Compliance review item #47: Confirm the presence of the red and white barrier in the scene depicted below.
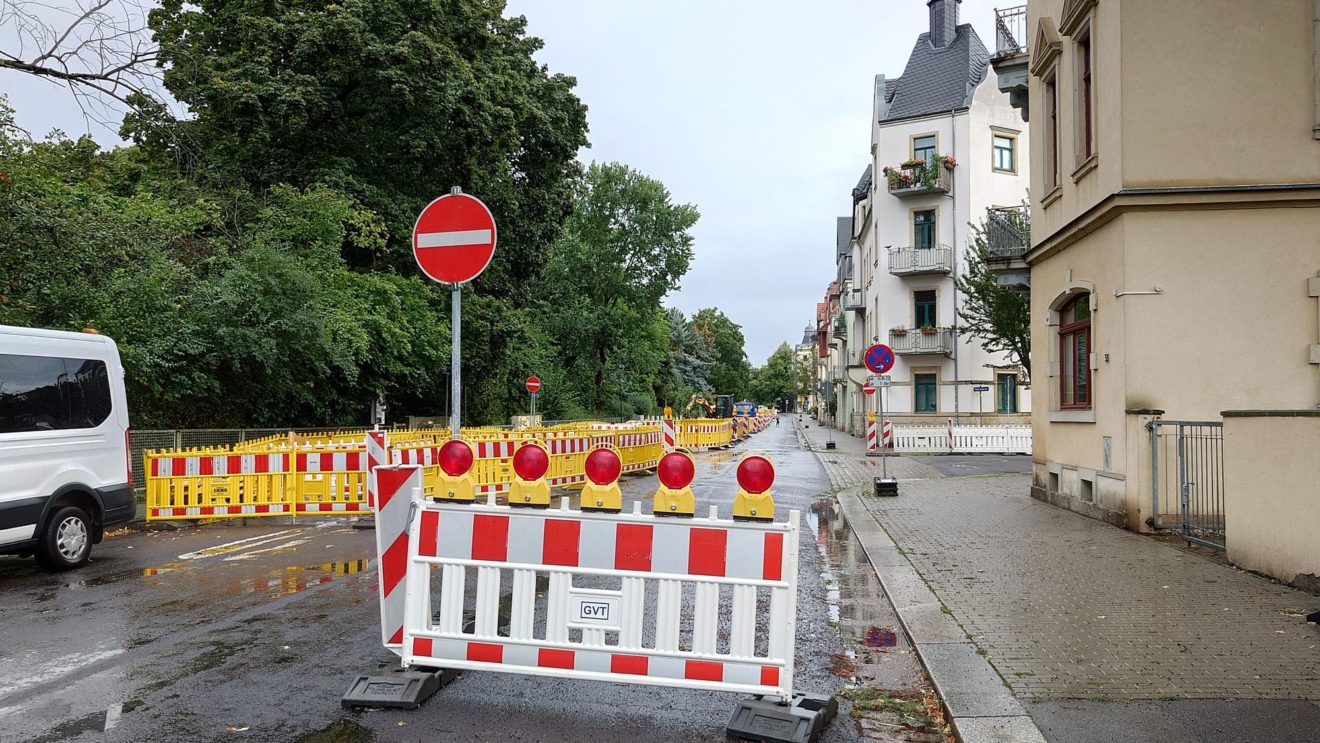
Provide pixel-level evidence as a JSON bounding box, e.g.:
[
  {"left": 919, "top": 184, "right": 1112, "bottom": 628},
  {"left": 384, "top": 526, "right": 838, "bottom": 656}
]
[
  {"left": 366, "top": 430, "right": 387, "bottom": 509},
  {"left": 398, "top": 500, "right": 801, "bottom": 697},
  {"left": 866, "top": 417, "right": 877, "bottom": 451},
  {"left": 882, "top": 419, "right": 893, "bottom": 449},
  {"left": 662, "top": 419, "right": 676, "bottom": 451},
  {"left": 373, "top": 463, "right": 423, "bottom": 654}
]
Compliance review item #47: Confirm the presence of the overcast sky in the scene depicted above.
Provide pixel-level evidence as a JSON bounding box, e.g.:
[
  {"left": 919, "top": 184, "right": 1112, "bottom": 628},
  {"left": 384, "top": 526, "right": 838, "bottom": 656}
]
[
  {"left": 3, "top": 0, "right": 1007, "bottom": 365},
  {"left": 505, "top": 0, "right": 1005, "bottom": 364}
]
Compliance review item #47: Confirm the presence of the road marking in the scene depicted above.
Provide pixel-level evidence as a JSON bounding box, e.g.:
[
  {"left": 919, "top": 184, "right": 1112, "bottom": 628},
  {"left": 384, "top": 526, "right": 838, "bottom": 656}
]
[
  {"left": 221, "top": 539, "right": 311, "bottom": 561},
  {"left": 0, "top": 647, "right": 125, "bottom": 698},
  {"left": 178, "top": 531, "right": 295, "bottom": 560},
  {"left": 416, "top": 229, "right": 492, "bottom": 248}
]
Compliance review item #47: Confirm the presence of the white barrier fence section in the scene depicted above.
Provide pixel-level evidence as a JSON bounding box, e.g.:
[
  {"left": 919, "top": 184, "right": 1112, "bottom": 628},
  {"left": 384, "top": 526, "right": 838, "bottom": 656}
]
[
  {"left": 889, "top": 424, "right": 1032, "bottom": 454},
  {"left": 400, "top": 499, "right": 801, "bottom": 697}
]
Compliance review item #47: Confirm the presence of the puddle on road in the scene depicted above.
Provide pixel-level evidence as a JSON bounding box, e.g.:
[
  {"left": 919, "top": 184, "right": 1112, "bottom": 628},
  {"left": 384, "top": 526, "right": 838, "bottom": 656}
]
[
  {"left": 142, "top": 559, "right": 372, "bottom": 597},
  {"left": 811, "top": 497, "right": 918, "bottom": 662}
]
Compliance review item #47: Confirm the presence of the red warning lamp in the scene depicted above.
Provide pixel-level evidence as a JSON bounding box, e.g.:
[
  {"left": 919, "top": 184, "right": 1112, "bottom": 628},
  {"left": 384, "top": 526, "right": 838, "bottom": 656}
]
[
  {"left": 736, "top": 455, "right": 775, "bottom": 495},
  {"left": 584, "top": 448, "right": 622, "bottom": 486},
  {"left": 513, "top": 443, "right": 550, "bottom": 481},
  {"left": 438, "top": 440, "right": 474, "bottom": 477},
  {"left": 656, "top": 451, "right": 695, "bottom": 490}
]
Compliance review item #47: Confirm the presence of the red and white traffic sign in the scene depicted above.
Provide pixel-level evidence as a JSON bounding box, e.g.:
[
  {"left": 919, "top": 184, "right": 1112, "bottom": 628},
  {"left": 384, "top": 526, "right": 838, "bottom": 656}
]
[
  {"left": 412, "top": 193, "right": 497, "bottom": 284},
  {"left": 525, "top": 376, "right": 541, "bottom": 394},
  {"left": 863, "top": 382, "right": 875, "bottom": 396}
]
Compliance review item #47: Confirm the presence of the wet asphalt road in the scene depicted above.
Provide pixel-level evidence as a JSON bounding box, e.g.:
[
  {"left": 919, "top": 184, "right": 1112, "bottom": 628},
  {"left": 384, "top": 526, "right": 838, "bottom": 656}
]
[{"left": 0, "top": 423, "right": 862, "bottom": 743}]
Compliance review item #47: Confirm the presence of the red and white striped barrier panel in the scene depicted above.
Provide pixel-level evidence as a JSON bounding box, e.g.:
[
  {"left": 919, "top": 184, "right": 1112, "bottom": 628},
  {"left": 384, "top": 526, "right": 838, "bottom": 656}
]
[
  {"left": 373, "top": 463, "right": 423, "bottom": 654},
  {"left": 947, "top": 418, "right": 954, "bottom": 453},
  {"left": 150, "top": 504, "right": 292, "bottom": 518},
  {"left": 366, "top": 430, "right": 387, "bottom": 509},
  {"left": 150, "top": 453, "right": 292, "bottom": 477},
  {"left": 662, "top": 419, "right": 676, "bottom": 451},
  {"left": 397, "top": 500, "right": 801, "bottom": 697},
  {"left": 882, "top": 419, "right": 893, "bottom": 449},
  {"left": 866, "top": 417, "right": 877, "bottom": 451}
]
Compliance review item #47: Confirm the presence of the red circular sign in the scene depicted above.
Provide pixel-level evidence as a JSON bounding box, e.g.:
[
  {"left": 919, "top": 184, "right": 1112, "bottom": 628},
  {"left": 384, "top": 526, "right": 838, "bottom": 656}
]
[
  {"left": 411, "top": 193, "right": 497, "bottom": 285},
  {"left": 863, "top": 343, "right": 895, "bottom": 374},
  {"left": 526, "top": 376, "right": 541, "bottom": 394},
  {"left": 863, "top": 383, "right": 876, "bottom": 396}
]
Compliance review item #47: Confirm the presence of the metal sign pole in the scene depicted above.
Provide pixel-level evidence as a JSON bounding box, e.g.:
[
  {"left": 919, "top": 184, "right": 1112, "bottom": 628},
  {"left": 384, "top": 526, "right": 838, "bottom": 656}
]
[
  {"left": 879, "top": 380, "right": 888, "bottom": 480},
  {"left": 451, "top": 282, "right": 461, "bottom": 436}
]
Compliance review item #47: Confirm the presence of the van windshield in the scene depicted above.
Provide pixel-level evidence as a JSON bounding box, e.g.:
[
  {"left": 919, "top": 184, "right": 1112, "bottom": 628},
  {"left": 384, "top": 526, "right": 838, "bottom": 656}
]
[{"left": 0, "top": 354, "right": 113, "bottom": 433}]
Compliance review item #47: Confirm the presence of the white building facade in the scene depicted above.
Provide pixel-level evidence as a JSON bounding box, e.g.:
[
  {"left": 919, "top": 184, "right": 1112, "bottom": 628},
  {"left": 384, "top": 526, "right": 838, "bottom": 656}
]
[{"left": 854, "top": 0, "right": 1032, "bottom": 424}]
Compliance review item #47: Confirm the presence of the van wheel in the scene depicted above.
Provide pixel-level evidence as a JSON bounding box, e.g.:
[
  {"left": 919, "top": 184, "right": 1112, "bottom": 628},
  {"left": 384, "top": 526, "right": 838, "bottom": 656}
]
[{"left": 35, "top": 507, "right": 93, "bottom": 571}]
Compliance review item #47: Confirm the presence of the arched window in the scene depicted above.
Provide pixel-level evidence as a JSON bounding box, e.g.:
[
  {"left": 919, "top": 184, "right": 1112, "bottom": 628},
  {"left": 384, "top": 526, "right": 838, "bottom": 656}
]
[{"left": 1059, "top": 294, "right": 1091, "bottom": 408}]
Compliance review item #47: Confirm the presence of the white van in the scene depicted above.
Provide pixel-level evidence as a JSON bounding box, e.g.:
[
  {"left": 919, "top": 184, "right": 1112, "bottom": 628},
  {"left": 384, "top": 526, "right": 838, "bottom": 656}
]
[{"left": 0, "top": 325, "right": 134, "bottom": 570}]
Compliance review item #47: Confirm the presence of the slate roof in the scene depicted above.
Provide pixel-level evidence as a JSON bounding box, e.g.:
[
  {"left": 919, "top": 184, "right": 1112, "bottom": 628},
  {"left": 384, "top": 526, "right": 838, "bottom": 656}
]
[
  {"left": 883, "top": 24, "right": 989, "bottom": 122},
  {"left": 851, "top": 165, "right": 872, "bottom": 203},
  {"left": 836, "top": 217, "right": 853, "bottom": 257}
]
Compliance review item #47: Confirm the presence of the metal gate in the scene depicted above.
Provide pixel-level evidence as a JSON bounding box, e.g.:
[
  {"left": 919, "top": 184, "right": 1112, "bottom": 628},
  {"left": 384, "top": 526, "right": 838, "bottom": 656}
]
[{"left": 1149, "top": 420, "right": 1225, "bottom": 550}]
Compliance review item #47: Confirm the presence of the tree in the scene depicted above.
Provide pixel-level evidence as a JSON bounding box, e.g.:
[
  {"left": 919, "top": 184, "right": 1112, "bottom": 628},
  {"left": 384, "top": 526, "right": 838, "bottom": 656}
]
[
  {"left": 654, "top": 307, "right": 715, "bottom": 409},
  {"left": 691, "top": 308, "right": 751, "bottom": 399},
  {"left": 140, "top": 0, "right": 589, "bottom": 298},
  {"left": 0, "top": 0, "right": 161, "bottom": 130},
  {"left": 538, "top": 162, "right": 699, "bottom": 414},
  {"left": 750, "top": 343, "right": 798, "bottom": 407},
  {"left": 956, "top": 210, "right": 1031, "bottom": 381}
]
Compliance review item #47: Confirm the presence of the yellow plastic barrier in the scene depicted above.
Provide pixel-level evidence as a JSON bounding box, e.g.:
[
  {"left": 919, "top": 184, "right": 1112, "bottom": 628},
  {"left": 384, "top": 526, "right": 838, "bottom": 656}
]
[{"left": 145, "top": 422, "right": 674, "bottom": 521}]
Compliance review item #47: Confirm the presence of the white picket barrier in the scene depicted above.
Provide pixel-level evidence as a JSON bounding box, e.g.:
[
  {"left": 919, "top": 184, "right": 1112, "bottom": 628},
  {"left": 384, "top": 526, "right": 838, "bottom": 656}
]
[
  {"left": 890, "top": 424, "right": 1032, "bottom": 454},
  {"left": 399, "top": 499, "right": 802, "bottom": 697}
]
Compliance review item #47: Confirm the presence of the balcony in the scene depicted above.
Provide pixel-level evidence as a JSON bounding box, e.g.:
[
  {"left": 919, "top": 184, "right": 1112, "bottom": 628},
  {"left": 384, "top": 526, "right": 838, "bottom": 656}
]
[
  {"left": 992, "top": 6, "right": 1030, "bottom": 120},
  {"left": 983, "top": 205, "right": 1030, "bottom": 291},
  {"left": 884, "top": 158, "right": 953, "bottom": 198},
  {"left": 831, "top": 312, "right": 847, "bottom": 340},
  {"left": 829, "top": 365, "right": 846, "bottom": 383},
  {"left": 844, "top": 287, "right": 866, "bottom": 312},
  {"left": 889, "top": 245, "right": 954, "bottom": 276},
  {"left": 889, "top": 327, "right": 954, "bottom": 356}
]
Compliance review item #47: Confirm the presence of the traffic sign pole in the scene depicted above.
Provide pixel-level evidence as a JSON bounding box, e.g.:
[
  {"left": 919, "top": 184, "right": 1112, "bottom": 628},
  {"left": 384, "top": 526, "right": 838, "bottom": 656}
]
[{"left": 411, "top": 185, "right": 498, "bottom": 437}]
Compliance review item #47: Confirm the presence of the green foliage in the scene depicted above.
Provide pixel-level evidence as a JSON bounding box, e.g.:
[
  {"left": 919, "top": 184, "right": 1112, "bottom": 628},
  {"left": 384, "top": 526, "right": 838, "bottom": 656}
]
[
  {"left": 955, "top": 214, "right": 1031, "bottom": 381},
  {"left": 538, "top": 162, "right": 698, "bottom": 415},
  {"left": 750, "top": 343, "right": 798, "bottom": 408},
  {"left": 691, "top": 307, "right": 752, "bottom": 399}
]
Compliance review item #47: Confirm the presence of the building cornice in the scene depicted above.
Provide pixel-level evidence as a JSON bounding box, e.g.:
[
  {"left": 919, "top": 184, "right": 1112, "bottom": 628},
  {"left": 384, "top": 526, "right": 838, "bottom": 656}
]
[
  {"left": 1025, "top": 183, "right": 1320, "bottom": 264},
  {"left": 877, "top": 108, "right": 970, "bottom": 129}
]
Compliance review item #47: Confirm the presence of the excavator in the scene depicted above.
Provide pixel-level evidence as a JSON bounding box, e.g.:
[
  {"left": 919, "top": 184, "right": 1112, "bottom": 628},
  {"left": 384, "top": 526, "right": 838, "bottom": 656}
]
[{"left": 681, "top": 393, "right": 735, "bottom": 419}]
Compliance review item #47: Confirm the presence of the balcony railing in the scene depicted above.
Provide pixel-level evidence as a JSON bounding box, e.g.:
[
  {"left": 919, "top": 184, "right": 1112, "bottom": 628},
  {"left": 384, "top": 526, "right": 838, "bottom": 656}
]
[
  {"left": 889, "top": 245, "right": 954, "bottom": 276},
  {"left": 829, "top": 365, "right": 846, "bottom": 383},
  {"left": 832, "top": 312, "right": 847, "bottom": 340},
  {"left": 994, "top": 6, "right": 1028, "bottom": 59},
  {"left": 844, "top": 287, "right": 866, "bottom": 312},
  {"left": 884, "top": 159, "right": 953, "bottom": 197},
  {"left": 889, "top": 327, "right": 954, "bottom": 356},
  {"left": 984, "top": 205, "right": 1030, "bottom": 260}
]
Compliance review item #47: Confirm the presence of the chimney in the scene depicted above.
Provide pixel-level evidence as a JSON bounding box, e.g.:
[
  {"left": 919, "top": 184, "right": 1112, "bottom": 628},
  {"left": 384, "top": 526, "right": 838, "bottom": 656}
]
[{"left": 928, "top": 0, "right": 960, "bottom": 47}]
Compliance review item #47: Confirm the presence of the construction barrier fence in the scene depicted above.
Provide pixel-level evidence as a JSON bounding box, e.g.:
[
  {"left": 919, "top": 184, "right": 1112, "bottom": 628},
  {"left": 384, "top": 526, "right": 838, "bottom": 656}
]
[{"left": 143, "top": 416, "right": 775, "bottom": 521}]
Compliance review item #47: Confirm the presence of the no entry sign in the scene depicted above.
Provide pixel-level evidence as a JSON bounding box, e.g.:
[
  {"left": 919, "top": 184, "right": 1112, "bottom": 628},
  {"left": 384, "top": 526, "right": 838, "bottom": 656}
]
[
  {"left": 412, "top": 193, "right": 497, "bottom": 285},
  {"left": 863, "top": 383, "right": 875, "bottom": 396},
  {"left": 526, "top": 376, "right": 541, "bottom": 394}
]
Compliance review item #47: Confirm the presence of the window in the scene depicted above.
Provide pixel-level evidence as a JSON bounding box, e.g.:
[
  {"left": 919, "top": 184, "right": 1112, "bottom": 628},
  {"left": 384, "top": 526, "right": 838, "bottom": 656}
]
[
  {"left": 914, "top": 290, "right": 937, "bottom": 328},
  {"left": 1077, "top": 33, "right": 1094, "bottom": 161},
  {"left": 913, "top": 209, "right": 936, "bottom": 249},
  {"left": 0, "top": 354, "right": 112, "bottom": 433},
  {"left": 993, "top": 134, "right": 1016, "bottom": 172},
  {"left": 996, "top": 374, "right": 1018, "bottom": 413},
  {"left": 914, "top": 374, "right": 937, "bottom": 413},
  {"left": 912, "top": 135, "right": 936, "bottom": 163},
  {"left": 1059, "top": 295, "right": 1092, "bottom": 408},
  {"left": 1044, "top": 76, "right": 1059, "bottom": 188}
]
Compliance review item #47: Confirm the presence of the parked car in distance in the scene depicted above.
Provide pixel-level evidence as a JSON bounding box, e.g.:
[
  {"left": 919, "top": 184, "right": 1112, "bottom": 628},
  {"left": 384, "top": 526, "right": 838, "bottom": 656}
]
[{"left": 0, "top": 325, "right": 134, "bottom": 570}]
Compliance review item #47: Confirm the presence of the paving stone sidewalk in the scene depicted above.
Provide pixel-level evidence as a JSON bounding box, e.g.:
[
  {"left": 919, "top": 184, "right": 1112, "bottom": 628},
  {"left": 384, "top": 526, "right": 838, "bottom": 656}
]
[{"left": 798, "top": 419, "right": 1320, "bottom": 704}]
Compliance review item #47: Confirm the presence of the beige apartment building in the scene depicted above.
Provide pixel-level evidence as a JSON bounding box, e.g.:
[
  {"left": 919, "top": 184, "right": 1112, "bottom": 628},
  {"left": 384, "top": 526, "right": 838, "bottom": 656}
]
[{"left": 992, "top": 0, "right": 1320, "bottom": 585}]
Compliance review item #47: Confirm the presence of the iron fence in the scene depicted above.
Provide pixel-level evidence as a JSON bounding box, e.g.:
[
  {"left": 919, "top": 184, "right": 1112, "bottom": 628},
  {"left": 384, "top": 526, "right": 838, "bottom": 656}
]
[
  {"left": 994, "top": 6, "right": 1029, "bottom": 58},
  {"left": 1149, "top": 420, "right": 1225, "bottom": 550},
  {"left": 985, "top": 205, "right": 1030, "bottom": 259}
]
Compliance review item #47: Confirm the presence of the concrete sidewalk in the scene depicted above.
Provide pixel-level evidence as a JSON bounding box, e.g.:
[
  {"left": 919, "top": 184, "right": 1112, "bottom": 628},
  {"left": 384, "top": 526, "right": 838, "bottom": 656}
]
[{"left": 797, "top": 416, "right": 1320, "bottom": 743}]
